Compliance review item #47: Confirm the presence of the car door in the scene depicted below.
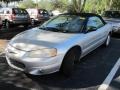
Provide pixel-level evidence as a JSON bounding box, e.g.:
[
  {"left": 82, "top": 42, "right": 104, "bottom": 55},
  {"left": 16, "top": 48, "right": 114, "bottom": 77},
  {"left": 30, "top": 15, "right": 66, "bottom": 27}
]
[{"left": 82, "top": 16, "right": 107, "bottom": 56}]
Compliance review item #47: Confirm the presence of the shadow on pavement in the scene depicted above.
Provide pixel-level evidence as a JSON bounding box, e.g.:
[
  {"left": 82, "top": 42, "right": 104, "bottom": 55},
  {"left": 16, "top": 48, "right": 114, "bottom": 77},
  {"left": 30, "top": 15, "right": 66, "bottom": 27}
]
[
  {"left": 112, "top": 33, "right": 120, "bottom": 39},
  {"left": 0, "top": 82, "right": 28, "bottom": 90}
]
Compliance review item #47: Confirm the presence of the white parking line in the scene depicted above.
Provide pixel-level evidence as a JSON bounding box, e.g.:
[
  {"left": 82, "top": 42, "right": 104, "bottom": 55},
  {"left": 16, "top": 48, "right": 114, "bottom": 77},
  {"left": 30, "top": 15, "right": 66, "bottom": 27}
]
[{"left": 98, "top": 58, "right": 120, "bottom": 90}]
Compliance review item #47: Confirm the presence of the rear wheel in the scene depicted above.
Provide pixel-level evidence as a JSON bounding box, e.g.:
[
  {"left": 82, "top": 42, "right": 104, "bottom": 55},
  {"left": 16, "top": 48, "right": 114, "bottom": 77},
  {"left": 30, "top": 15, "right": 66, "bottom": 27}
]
[
  {"left": 23, "top": 24, "right": 29, "bottom": 29},
  {"left": 31, "top": 19, "right": 35, "bottom": 26},
  {"left": 60, "top": 48, "right": 80, "bottom": 76},
  {"left": 5, "top": 20, "right": 10, "bottom": 29},
  {"left": 104, "top": 34, "right": 111, "bottom": 47}
]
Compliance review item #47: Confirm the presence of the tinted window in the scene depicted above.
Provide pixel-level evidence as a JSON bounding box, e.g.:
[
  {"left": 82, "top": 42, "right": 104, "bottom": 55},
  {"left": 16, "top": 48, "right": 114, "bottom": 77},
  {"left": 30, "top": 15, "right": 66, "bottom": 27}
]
[
  {"left": 43, "top": 10, "right": 48, "bottom": 14},
  {"left": 39, "top": 9, "right": 43, "bottom": 14},
  {"left": 13, "top": 8, "right": 20, "bottom": 14},
  {"left": 13, "top": 8, "right": 27, "bottom": 14},
  {"left": 39, "top": 9, "right": 48, "bottom": 15},
  {"left": 87, "top": 16, "right": 104, "bottom": 32},
  {"left": 20, "top": 9, "right": 28, "bottom": 14}
]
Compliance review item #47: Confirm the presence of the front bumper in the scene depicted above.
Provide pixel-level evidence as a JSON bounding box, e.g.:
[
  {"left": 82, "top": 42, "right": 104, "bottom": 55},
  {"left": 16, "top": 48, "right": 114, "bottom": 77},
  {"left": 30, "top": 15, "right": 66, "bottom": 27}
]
[{"left": 5, "top": 48, "right": 63, "bottom": 75}]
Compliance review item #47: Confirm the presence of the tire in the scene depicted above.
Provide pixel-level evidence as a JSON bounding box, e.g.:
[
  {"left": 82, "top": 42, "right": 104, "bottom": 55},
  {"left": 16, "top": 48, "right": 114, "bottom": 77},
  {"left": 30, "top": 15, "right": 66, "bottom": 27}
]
[
  {"left": 103, "top": 34, "right": 111, "bottom": 47},
  {"left": 23, "top": 24, "right": 29, "bottom": 29},
  {"left": 31, "top": 19, "right": 35, "bottom": 26},
  {"left": 60, "top": 48, "right": 80, "bottom": 76},
  {"left": 5, "top": 20, "right": 10, "bottom": 29}
]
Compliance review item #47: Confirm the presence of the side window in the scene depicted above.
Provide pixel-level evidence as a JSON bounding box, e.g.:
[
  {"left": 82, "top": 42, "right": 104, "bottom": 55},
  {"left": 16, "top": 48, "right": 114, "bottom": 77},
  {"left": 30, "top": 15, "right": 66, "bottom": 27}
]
[
  {"left": 44, "top": 10, "right": 48, "bottom": 14},
  {"left": 21, "top": 9, "right": 28, "bottom": 14},
  {"left": 42, "top": 10, "right": 48, "bottom": 15},
  {"left": 39, "top": 10, "right": 43, "bottom": 14},
  {"left": 13, "top": 8, "right": 20, "bottom": 14},
  {"left": 86, "top": 16, "right": 104, "bottom": 32}
]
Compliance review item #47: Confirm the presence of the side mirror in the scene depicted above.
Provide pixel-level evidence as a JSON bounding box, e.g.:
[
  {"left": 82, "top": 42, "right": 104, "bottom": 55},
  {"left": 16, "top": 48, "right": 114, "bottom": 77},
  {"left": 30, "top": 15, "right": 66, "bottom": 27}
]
[{"left": 87, "top": 26, "right": 97, "bottom": 32}]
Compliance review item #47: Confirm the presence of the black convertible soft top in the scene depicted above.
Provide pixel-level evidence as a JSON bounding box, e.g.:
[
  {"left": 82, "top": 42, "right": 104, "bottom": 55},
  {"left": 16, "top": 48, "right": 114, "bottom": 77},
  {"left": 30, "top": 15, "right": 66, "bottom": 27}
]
[{"left": 61, "top": 13, "right": 99, "bottom": 17}]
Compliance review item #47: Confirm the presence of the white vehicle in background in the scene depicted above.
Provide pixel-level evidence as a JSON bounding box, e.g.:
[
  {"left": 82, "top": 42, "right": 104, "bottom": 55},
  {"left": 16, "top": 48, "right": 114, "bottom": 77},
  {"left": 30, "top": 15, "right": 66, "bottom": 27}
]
[
  {"left": 26, "top": 8, "right": 50, "bottom": 25},
  {"left": 103, "top": 10, "right": 120, "bottom": 34},
  {"left": 52, "top": 10, "right": 62, "bottom": 16}
]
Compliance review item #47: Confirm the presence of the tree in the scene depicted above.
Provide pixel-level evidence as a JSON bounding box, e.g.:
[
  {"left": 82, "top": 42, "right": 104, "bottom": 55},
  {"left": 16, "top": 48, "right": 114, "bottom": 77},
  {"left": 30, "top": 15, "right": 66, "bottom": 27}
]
[
  {"left": 81, "top": 0, "right": 86, "bottom": 12},
  {"left": 50, "top": 0, "right": 69, "bottom": 12},
  {"left": 18, "top": 0, "right": 36, "bottom": 9},
  {"left": 71, "top": 0, "right": 87, "bottom": 13},
  {"left": 110, "top": 0, "right": 120, "bottom": 10},
  {"left": 84, "top": 0, "right": 111, "bottom": 14},
  {"left": 37, "top": 0, "right": 53, "bottom": 11},
  {"left": 0, "top": 0, "right": 22, "bottom": 7}
]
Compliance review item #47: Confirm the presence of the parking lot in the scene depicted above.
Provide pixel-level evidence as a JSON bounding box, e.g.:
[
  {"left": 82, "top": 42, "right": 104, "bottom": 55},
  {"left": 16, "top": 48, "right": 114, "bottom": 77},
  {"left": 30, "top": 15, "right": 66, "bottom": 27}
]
[{"left": 0, "top": 26, "right": 120, "bottom": 90}]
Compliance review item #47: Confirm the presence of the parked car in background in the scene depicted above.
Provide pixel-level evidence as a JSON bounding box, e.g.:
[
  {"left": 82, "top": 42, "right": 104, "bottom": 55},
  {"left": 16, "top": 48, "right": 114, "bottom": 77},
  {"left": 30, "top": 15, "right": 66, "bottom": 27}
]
[
  {"left": 103, "top": 10, "right": 120, "bottom": 34},
  {"left": 26, "top": 8, "right": 50, "bottom": 25},
  {"left": 0, "top": 7, "right": 31, "bottom": 28},
  {"left": 5, "top": 13, "right": 112, "bottom": 76}
]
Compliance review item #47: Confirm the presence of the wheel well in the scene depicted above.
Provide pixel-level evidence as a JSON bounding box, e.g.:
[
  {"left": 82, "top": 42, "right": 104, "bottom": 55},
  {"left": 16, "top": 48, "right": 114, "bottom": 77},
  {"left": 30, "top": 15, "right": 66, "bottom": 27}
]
[
  {"left": 68, "top": 46, "right": 82, "bottom": 53},
  {"left": 60, "top": 45, "right": 82, "bottom": 71},
  {"left": 62, "top": 45, "right": 82, "bottom": 62},
  {"left": 109, "top": 31, "right": 112, "bottom": 35}
]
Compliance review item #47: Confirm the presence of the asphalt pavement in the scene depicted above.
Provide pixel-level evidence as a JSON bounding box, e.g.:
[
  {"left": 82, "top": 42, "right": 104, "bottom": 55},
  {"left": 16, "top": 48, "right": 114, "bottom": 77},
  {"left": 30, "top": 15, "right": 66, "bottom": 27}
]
[{"left": 0, "top": 27, "right": 120, "bottom": 90}]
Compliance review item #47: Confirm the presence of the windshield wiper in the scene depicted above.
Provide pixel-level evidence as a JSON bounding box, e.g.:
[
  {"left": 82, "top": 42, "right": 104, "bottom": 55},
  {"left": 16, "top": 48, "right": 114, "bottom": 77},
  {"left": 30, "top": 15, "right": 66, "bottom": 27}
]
[
  {"left": 39, "top": 26, "right": 75, "bottom": 33},
  {"left": 39, "top": 27, "right": 47, "bottom": 30},
  {"left": 39, "top": 27, "right": 61, "bottom": 32}
]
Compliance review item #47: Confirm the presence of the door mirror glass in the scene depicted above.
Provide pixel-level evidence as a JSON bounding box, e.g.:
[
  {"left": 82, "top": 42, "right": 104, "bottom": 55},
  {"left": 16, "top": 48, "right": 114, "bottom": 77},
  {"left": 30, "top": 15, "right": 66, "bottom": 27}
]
[{"left": 87, "top": 26, "right": 97, "bottom": 32}]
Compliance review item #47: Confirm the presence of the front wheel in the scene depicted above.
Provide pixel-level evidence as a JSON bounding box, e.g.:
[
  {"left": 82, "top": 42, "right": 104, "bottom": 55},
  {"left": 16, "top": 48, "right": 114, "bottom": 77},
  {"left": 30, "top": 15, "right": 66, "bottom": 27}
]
[
  {"left": 60, "top": 49, "right": 80, "bottom": 76},
  {"left": 31, "top": 19, "right": 35, "bottom": 26},
  {"left": 23, "top": 24, "right": 29, "bottom": 29},
  {"left": 103, "top": 34, "right": 111, "bottom": 47},
  {"left": 5, "top": 20, "right": 10, "bottom": 29}
]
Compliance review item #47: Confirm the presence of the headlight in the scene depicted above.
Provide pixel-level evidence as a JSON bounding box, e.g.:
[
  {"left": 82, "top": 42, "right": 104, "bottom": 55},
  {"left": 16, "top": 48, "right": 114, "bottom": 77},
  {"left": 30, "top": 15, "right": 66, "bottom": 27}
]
[{"left": 27, "top": 48, "right": 57, "bottom": 58}]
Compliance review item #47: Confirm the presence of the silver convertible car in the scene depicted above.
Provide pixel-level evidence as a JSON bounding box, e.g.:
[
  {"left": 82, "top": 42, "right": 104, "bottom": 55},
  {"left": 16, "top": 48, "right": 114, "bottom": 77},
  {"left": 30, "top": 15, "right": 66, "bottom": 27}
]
[{"left": 5, "top": 13, "right": 112, "bottom": 76}]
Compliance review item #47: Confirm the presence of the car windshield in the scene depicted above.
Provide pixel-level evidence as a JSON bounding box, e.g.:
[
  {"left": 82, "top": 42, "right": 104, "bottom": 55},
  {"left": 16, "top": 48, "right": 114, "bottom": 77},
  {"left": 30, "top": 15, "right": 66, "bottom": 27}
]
[
  {"left": 103, "top": 11, "right": 120, "bottom": 18},
  {"left": 39, "top": 15, "right": 85, "bottom": 33}
]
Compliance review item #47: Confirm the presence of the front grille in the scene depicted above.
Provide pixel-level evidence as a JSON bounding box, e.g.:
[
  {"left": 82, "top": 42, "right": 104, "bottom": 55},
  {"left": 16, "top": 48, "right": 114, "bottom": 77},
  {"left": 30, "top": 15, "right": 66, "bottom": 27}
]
[{"left": 10, "top": 59, "right": 25, "bottom": 70}]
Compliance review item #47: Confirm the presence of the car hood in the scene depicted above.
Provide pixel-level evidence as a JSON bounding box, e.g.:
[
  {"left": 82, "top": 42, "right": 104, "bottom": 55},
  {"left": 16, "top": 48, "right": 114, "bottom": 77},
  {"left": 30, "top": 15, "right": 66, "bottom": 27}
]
[{"left": 9, "top": 27, "right": 76, "bottom": 51}]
